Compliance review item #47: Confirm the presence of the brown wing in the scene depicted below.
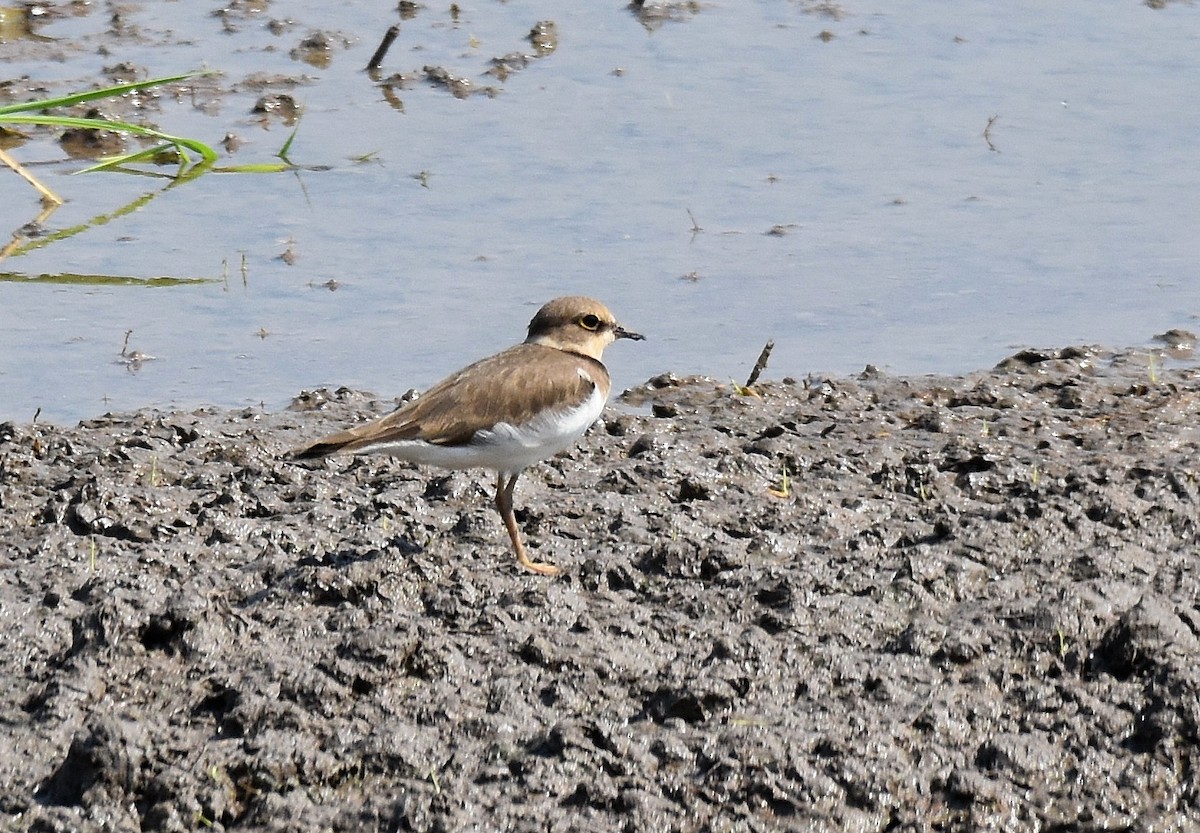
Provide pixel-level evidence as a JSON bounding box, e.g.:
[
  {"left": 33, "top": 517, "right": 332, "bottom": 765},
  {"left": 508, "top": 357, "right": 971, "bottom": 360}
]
[{"left": 292, "top": 344, "right": 607, "bottom": 458}]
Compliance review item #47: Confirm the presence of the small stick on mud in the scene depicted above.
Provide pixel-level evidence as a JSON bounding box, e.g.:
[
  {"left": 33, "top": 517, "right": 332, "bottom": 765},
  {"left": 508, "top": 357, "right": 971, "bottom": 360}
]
[
  {"left": 366, "top": 24, "right": 400, "bottom": 71},
  {"left": 983, "top": 114, "right": 1000, "bottom": 153},
  {"left": 745, "top": 339, "right": 774, "bottom": 388}
]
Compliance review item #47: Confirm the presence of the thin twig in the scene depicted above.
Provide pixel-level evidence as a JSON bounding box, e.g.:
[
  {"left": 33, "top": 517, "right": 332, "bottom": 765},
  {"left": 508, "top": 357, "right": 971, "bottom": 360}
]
[
  {"left": 983, "top": 114, "right": 1000, "bottom": 153},
  {"left": 0, "top": 147, "right": 63, "bottom": 206},
  {"left": 0, "top": 201, "right": 59, "bottom": 263},
  {"left": 745, "top": 339, "right": 774, "bottom": 388},
  {"left": 367, "top": 24, "right": 401, "bottom": 71}
]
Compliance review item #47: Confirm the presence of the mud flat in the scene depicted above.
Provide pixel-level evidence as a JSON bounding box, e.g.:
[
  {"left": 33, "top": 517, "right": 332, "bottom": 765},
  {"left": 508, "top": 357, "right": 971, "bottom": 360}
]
[{"left": 2, "top": 346, "right": 1198, "bottom": 832}]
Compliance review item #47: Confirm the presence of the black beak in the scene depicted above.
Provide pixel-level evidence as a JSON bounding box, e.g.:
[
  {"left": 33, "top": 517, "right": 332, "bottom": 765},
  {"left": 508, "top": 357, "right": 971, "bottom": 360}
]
[{"left": 614, "top": 325, "right": 645, "bottom": 341}]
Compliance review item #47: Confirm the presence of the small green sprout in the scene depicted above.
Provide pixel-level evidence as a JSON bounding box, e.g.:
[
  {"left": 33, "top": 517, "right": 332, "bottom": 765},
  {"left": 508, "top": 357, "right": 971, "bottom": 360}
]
[{"left": 767, "top": 461, "right": 790, "bottom": 499}]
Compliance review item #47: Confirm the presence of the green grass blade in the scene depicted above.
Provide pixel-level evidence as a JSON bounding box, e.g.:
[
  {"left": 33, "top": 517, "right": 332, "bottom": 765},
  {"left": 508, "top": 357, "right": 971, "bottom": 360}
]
[
  {"left": 219, "top": 162, "right": 296, "bottom": 173},
  {"left": 0, "top": 272, "right": 217, "bottom": 286},
  {"left": 277, "top": 125, "right": 300, "bottom": 162},
  {"left": 1, "top": 114, "right": 218, "bottom": 163},
  {"left": 76, "top": 142, "right": 188, "bottom": 173},
  {"left": 0, "top": 72, "right": 211, "bottom": 116}
]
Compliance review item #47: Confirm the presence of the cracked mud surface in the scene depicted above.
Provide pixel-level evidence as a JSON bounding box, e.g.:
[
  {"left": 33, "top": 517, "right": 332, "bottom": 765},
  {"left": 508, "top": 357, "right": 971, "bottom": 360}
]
[{"left": 2, "top": 346, "right": 1199, "bottom": 831}]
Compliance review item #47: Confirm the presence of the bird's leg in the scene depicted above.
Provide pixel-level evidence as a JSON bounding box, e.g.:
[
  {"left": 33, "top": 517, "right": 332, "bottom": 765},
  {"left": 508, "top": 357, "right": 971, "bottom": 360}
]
[{"left": 495, "top": 471, "right": 560, "bottom": 576}]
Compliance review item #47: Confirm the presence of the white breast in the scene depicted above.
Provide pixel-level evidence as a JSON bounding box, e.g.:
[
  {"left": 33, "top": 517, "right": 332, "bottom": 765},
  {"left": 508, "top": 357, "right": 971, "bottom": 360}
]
[{"left": 471, "top": 372, "right": 608, "bottom": 473}]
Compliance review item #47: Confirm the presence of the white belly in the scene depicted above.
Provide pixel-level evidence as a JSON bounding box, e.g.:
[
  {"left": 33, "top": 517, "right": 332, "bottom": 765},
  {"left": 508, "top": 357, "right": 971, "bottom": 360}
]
[{"left": 358, "top": 383, "right": 607, "bottom": 475}]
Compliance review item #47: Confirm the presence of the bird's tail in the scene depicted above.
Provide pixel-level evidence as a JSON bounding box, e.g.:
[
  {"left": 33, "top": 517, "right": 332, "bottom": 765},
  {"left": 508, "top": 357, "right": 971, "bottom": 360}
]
[{"left": 290, "top": 436, "right": 347, "bottom": 460}]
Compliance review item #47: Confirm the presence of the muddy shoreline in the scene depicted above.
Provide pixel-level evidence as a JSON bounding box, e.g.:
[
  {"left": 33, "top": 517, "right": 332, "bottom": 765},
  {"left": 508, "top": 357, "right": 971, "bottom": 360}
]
[{"left": 2, "top": 346, "right": 1199, "bottom": 831}]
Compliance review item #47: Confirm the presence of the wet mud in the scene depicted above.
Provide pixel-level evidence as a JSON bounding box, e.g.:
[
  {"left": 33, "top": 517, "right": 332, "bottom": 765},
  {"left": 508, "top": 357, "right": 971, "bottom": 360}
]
[{"left": 2, "top": 346, "right": 1199, "bottom": 831}]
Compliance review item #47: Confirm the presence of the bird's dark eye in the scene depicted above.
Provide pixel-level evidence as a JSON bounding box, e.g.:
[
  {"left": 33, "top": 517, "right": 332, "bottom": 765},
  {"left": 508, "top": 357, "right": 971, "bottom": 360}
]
[{"left": 579, "top": 314, "right": 601, "bottom": 331}]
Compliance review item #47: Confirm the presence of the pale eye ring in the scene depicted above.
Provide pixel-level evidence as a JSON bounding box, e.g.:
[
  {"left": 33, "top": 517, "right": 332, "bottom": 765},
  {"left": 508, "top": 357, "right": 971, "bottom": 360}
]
[{"left": 579, "top": 314, "right": 601, "bottom": 331}]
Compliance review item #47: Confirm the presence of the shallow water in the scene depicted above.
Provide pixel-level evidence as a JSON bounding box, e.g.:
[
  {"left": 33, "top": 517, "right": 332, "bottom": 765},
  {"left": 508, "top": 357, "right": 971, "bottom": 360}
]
[{"left": 1, "top": 0, "right": 1198, "bottom": 423}]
